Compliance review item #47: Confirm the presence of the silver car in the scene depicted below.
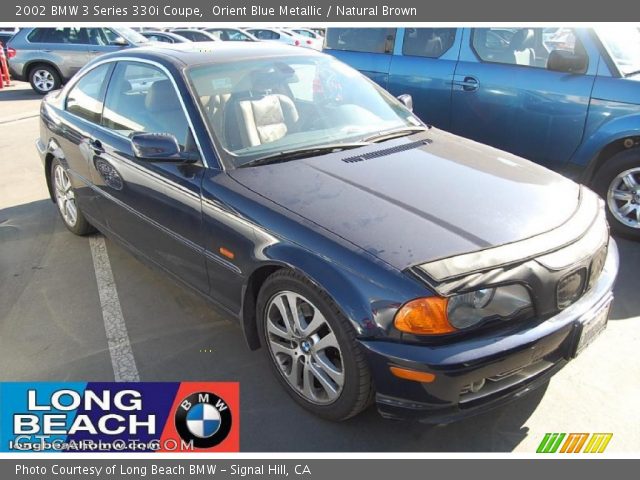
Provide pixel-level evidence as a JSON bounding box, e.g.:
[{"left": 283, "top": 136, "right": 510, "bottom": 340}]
[{"left": 7, "top": 27, "right": 149, "bottom": 94}]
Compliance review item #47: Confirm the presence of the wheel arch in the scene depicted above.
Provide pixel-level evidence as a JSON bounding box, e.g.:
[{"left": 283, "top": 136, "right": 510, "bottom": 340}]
[
  {"left": 239, "top": 244, "right": 381, "bottom": 351},
  {"left": 584, "top": 135, "right": 640, "bottom": 184},
  {"left": 25, "top": 60, "right": 64, "bottom": 84},
  {"left": 43, "top": 139, "right": 65, "bottom": 203}
]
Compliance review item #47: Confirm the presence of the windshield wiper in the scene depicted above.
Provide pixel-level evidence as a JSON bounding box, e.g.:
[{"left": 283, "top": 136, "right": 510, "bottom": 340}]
[
  {"left": 237, "top": 142, "right": 370, "bottom": 168},
  {"left": 362, "top": 126, "right": 430, "bottom": 143}
]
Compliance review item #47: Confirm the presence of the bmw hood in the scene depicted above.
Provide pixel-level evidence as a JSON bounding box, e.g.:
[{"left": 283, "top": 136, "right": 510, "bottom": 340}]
[{"left": 229, "top": 129, "right": 582, "bottom": 271}]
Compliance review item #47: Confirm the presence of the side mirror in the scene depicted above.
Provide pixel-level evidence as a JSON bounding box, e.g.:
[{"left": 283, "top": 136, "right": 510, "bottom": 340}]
[
  {"left": 397, "top": 94, "right": 413, "bottom": 112},
  {"left": 131, "top": 133, "right": 197, "bottom": 163},
  {"left": 111, "top": 36, "right": 129, "bottom": 47},
  {"left": 547, "top": 50, "right": 587, "bottom": 74}
]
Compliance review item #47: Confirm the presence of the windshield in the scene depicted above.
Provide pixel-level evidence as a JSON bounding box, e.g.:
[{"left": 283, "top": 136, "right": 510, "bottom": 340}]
[
  {"left": 596, "top": 26, "right": 640, "bottom": 76},
  {"left": 187, "top": 55, "right": 420, "bottom": 167},
  {"left": 114, "top": 27, "right": 149, "bottom": 45}
]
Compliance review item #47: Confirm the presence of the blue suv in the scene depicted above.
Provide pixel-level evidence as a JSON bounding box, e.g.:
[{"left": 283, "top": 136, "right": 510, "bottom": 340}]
[{"left": 324, "top": 27, "right": 640, "bottom": 239}]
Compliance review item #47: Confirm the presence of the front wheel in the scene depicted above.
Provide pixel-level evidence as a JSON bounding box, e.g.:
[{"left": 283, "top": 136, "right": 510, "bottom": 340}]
[
  {"left": 256, "top": 270, "right": 374, "bottom": 421},
  {"left": 51, "top": 159, "right": 95, "bottom": 235},
  {"left": 592, "top": 149, "right": 640, "bottom": 240}
]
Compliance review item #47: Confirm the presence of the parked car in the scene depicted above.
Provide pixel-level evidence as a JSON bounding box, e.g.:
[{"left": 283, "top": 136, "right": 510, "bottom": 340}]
[
  {"left": 7, "top": 27, "right": 150, "bottom": 94},
  {"left": 245, "top": 28, "right": 304, "bottom": 47},
  {"left": 291, "top": 28, "right": 324, "bottom": 50},
  {"left": 36, "top": 42, "right": 618, "bottom": 422},
  {"left": 140, "top": 31, "right": 192, "bottom": 44},
  {"left": 169, "top": 29, "right": 219, "bottom": 43},
  {"left": 324, "top": 27, "right": 640, "bottom": 238},
  {"left": 204, "top": 28, "right": 257, "bottom": 42}
]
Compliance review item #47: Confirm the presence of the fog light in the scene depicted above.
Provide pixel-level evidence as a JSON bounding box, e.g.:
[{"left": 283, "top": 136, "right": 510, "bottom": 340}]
[
  {"left": 461, "top": 378, "right": 486, "bottom": 394},
  {"left": 469, "top": 378, "right": 485, "bottom": 393}
]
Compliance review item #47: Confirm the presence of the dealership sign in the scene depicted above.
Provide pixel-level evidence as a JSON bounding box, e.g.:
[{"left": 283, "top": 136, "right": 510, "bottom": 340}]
[{"left": 0, "top": 382, "right": 239, "bottom": 452}]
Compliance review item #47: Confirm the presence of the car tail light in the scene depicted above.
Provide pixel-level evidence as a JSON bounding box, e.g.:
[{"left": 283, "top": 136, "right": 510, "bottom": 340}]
[
  {"left": 294, "top": 40, "right": 300, "bottom": 46},
  {"left": 306, "top": 39, "right": 312, "bottom": 45},
  {"left": 7, "top": 48, "right": 16, "bottom": 59}
]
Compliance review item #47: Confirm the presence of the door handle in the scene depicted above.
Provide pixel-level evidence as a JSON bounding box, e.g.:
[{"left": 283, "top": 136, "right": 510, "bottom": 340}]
[
  {"left": 453, "top": 76, "right": 480, "bottom": 92},
  {"left": 89, "top": 138, "right": 104, "bottom": 154}
]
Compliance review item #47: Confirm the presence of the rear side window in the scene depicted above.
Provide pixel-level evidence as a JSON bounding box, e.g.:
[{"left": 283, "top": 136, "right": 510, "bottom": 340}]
[
  {"left": 102, "top": 62, "right": 192, "bottom": 149},
  {"left": 325, "top": 28, "right": 396, "bottom": 54},
  {"left": 27, "top": 28, "right": 89, "bottom": 44},
  {"left": 250, "top": 30, "right": 279, "bottom": 40},
  {"left": 147, "top": 34, "right": 171, "bottom": 43},
  {"left": 178, "top": 31, "right": 209, "bottom": 42},
  {"left": 66, "top": 64, "right": 112, "bottom": 124},
  {"left": 403, "top": 28, "right": 457, "bottom": 58}
]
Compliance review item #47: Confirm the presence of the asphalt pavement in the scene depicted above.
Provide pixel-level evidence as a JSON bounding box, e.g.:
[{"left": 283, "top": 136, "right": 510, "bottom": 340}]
[{"left": 1, "top": 81, "right": 639, "bottom": 452}]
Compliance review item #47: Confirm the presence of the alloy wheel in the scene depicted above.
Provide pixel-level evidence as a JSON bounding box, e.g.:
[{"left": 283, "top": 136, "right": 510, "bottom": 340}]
[
  {"left": 33, "top": 69, "right": 55, "bottom": 92},
  {"left": 607, "top": 167, "right": 640, "bottom": 229},
  {"left": 265, "top": 291, "right": 345, "bottom": 404},
  {"left": 53, "top": 164, "right": 78, "bottom": 227}
]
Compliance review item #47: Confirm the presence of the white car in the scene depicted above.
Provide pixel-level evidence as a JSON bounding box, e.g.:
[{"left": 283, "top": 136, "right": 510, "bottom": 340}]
[
  {"left": 244, "top": 28, "right": 307, "bottom": 48},
  {"left": 291, "top": 28, "right": 324, "bottom": 50}
]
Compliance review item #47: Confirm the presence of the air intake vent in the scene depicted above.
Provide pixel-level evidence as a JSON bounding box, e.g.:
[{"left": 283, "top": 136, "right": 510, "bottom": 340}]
[{"left": 342, "top": 139, "right": 432, "bottom": 163}]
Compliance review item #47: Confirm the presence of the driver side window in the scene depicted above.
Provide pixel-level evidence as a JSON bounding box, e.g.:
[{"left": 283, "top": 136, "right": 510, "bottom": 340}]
[{"left": 102, "top": 62, "right": 194, "bottom": 150}]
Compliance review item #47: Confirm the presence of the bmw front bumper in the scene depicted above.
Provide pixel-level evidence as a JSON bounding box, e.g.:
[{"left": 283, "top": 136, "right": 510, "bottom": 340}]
[{"left": 359, "top": 239, "right": 619, "bottom": 423}]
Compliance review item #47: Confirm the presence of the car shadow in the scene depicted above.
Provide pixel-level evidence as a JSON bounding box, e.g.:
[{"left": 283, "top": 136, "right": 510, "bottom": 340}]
[{"left": 0, "top": 85, "right": 41, "bottom": 102}]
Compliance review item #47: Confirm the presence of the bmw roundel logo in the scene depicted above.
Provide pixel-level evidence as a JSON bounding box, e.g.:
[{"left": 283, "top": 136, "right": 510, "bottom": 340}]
[{"left": 174, "top": 392, "right": 232, "bottom": 448}]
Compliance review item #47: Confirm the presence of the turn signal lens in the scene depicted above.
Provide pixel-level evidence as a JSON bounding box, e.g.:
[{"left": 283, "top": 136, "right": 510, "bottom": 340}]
[
  {"left": 394, "top": 297, "right": 456, "bottom": 335},
  {"left": 389, "top": 366, "right": 436, "bottom": 383}
]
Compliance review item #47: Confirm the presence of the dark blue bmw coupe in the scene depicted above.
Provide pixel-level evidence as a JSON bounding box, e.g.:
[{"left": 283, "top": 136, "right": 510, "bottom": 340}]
[{"left": 36, "top": 42, "right": 618, "bottom": 422}]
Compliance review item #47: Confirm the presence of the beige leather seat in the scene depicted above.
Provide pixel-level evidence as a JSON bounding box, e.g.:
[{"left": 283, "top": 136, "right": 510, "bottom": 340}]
[{"left": 225, "top": 94, "right": 299, "bottom": 150}]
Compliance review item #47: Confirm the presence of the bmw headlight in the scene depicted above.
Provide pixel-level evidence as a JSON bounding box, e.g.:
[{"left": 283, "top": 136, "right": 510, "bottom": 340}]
[{"left": 446, "top": 285, "right": 532, "bottom": 329}]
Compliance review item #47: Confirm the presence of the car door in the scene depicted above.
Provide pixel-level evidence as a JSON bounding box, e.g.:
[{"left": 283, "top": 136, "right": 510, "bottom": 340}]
[
  {"left": 450, "top": 28, "right": 598, "bottom": 169},
  {"left": 56, "top": 63, "right": 114, "bottom": 221},
  {"left": 27, "top": 28, "right": 92, "bottom": 78},
  {"left": 323, "top": 28, "right": 396, "bottom": 89},
  {"left": 89, "top": 60, "right": 209, "bottom": 291},
  {"left": 387, "top": 28, "right": 460, "bottom": 129}
]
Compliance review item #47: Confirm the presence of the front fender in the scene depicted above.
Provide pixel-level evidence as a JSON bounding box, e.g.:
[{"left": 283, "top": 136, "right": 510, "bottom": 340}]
[
  {"left": 570, "top": 101, "right": 640, "bottom": 173},
  {"left": 241, "top": 241, "right": 430, "bottom": 349}
]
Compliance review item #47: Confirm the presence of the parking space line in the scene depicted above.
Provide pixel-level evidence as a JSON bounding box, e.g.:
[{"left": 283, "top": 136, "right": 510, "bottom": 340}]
[{"left": 89, "top": 235, "right": 140, "bottom": 382}]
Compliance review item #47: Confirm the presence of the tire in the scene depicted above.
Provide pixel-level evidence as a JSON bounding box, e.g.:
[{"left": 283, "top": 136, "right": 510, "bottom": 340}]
[
  {"left": 29, "top": 64, "right": 61, "bottom": 94},
  {"left": 592, "top": 148, "right": 640, "bottom": 240},
  {"left": 51, "top": 159, "right": 95, "bottom": 235},
  {"left": 256, "top": 269, "right": 374, "bottom": 421}
]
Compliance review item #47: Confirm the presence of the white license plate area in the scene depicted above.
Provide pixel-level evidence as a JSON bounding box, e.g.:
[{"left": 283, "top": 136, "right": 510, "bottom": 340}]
[{"left": 574, "top": 301, "right": 611, "bottom": 357}]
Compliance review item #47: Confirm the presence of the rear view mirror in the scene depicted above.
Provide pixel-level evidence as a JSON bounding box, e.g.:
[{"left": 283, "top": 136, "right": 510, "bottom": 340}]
[
  {"left": 547, "top": 50, "right": 588, "bottom": 74},
  {"left": 131, "top": 133, "right": 197, "bottom": 163},
  {"left": 397, "top": 94, "right": 413, "bottom": 112}
]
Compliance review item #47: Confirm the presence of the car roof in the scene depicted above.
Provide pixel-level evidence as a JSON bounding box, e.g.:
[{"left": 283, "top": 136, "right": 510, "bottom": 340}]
[{"left": 94, "top": 41, "right": 323, "bottom": 68}]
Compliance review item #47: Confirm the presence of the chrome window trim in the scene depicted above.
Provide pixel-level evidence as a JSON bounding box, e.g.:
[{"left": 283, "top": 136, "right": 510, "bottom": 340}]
[{"left": 62, "top": 56, "right": 211, "bottom": 169}]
